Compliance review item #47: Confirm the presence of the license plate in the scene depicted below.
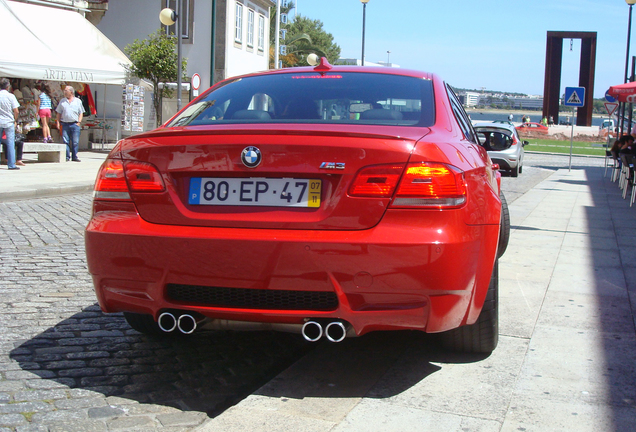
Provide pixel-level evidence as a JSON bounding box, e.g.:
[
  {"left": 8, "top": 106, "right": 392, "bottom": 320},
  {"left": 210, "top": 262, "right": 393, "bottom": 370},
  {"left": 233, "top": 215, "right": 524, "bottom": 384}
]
[{"left": 189, "top": 177, "right": 321, "bottom": 208}]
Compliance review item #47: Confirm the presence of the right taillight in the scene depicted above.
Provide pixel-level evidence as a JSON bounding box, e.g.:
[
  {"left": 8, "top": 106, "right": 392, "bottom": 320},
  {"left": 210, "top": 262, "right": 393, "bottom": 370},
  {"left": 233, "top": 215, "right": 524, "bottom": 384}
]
[
  {"left": 348, "top": 164, "right": 405, "bottom": 197},
  {"left": 391, "top": 162, "right": 466, "bottom": 208}
]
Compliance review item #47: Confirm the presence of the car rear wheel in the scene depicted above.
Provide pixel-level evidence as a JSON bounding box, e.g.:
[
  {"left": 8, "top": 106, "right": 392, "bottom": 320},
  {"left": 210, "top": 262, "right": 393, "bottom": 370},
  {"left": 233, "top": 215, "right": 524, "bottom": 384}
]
[
  {"left": 123, "top": 312, "right": 164, "bottom": 336},
  {"left": 511, "top": 164, "right": 519, "bottom": 177},
  {"left": 440, "top": 260, "right": 499, "bottom": 353},
  {"left": 497, "top": 192, "right": 510, "bottom": 258}
]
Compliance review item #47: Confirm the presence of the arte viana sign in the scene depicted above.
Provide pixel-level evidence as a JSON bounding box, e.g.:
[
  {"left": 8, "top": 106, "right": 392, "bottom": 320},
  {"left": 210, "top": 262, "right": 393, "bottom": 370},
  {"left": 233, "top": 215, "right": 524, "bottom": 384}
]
[{"left": 43, "top": 69, "right": 95, "bottom": 82}]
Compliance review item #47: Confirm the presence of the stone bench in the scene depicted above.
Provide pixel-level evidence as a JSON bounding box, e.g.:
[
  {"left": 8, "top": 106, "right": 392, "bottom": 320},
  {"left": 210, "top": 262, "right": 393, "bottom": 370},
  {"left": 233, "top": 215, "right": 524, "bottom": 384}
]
[{"left": 1, "top": 142, "right": 67, "bottom": 163}]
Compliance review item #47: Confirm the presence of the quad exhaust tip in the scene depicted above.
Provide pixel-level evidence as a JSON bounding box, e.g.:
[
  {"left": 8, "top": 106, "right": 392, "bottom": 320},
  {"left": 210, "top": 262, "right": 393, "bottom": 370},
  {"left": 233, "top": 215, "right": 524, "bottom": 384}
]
[
  {"left": 302, "top": 320, "right": 348, "bottom": 343},
  {"left": 325, "top": 321, "right": 347, "bottom": 343},
  {"left": 157, "top": 312, "right": 198, "bottom": 334},
  {"left": 158, "top": 312, "right": 177, "bottom": 333},
  {"left": 301, "top": 321, "right": 323, "bottom": 342},
  {"left": 158, "top": 313, "right": 346, "bottom": 341}
]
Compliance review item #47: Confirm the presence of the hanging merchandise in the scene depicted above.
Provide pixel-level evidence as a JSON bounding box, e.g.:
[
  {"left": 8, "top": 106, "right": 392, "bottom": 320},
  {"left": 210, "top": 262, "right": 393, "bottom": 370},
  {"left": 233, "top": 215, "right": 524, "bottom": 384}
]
[{"left": 76, "top": 83, "right": 97, "bottom": 116}]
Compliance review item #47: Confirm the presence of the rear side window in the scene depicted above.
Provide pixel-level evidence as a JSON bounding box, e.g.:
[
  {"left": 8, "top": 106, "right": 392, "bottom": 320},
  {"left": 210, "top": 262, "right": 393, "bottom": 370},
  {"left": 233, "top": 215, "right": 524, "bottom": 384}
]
[
  {"left": 446, "top": 84, "right": 477, "bottom": 143},
  {"left": 167, "top": 72, "right": 435, "bottom": 127}
]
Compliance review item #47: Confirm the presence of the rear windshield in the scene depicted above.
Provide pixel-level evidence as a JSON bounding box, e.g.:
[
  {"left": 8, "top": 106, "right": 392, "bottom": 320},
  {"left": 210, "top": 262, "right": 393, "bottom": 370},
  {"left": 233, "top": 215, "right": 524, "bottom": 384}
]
[
  {"left": 166, "top": 72, "right": 434, "bottom": 127},
  {"left": 475, "top": 128, "right": 514, "bottom": 151}
]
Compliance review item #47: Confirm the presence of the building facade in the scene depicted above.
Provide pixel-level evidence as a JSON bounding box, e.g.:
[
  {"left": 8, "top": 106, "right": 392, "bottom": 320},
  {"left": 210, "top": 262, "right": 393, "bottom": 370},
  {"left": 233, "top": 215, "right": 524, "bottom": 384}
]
[{"left": 97, "top": 0, "right": 275, "bottom": 92}]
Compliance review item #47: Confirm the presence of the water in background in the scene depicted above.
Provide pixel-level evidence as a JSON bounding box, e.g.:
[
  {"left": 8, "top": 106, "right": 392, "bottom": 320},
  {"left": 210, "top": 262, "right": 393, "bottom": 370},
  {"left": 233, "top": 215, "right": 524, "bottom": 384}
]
[{"left": 467, "top": 111, "right": 608, "bottom": 127}]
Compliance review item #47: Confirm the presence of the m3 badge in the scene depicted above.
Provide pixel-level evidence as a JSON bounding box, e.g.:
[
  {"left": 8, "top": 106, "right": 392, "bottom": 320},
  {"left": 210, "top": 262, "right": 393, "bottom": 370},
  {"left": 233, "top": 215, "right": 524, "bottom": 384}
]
[{"left": 320, "top": 162, "right": 345, "bottom": 170}]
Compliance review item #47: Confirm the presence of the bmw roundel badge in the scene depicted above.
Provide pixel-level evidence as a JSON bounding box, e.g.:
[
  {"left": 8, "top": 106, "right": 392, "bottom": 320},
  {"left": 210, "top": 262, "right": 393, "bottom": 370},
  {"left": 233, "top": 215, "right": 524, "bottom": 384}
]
[{"left": 241, "top": 146, "right": 262, "bottom": 168}]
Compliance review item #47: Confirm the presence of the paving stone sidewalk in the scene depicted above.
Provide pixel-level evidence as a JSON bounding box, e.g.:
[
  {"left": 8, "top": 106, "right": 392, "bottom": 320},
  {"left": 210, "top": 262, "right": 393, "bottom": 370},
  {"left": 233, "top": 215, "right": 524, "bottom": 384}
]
[{"left": 0, "top": 194, "right": 311, "bottom": 431}]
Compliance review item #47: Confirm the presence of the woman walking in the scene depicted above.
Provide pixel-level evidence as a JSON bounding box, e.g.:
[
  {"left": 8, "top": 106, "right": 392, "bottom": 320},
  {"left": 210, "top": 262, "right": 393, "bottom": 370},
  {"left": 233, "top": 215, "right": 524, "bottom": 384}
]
[{"left": 38, "top": 84, "right": 53, "bottom": 143}]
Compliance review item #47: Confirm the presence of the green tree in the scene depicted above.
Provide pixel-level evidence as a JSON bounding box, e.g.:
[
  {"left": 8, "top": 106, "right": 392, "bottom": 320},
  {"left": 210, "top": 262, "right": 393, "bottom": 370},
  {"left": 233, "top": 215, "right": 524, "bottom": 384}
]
[
  {"left": 124, "top": 30, "right": 187, "bottom": 125},
  {"left": 286, "top": 16, "right": 340, "bottom": 66},
  {"left": 270, "top": 3, "right": 341, "bottom": 68}
]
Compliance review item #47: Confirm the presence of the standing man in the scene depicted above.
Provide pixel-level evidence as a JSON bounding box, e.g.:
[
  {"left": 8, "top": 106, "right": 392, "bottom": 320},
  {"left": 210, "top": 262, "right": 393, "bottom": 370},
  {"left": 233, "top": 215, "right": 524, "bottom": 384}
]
[
  {"left": 55, "top": 85, "right": 83, "bottom": 162},
  {"left": 0, "top": 78, "right": 21, "bottom": 170}
]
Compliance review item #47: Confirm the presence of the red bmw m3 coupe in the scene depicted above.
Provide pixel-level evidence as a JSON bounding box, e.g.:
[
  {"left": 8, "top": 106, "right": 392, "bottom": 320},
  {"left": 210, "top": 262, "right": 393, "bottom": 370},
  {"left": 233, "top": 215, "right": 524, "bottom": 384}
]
[{"left": 85, "top": 59, "right": 509, "bottom": 353}]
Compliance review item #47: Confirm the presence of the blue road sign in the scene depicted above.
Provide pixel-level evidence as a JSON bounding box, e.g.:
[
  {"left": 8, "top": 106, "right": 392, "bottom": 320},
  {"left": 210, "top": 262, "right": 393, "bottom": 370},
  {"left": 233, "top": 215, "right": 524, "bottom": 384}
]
[
  {"left": 605, "top": 90, "right": 617, "bottom": 103},
  {"left": 564, "top": 87, "right": 585, "bottom": 107}
]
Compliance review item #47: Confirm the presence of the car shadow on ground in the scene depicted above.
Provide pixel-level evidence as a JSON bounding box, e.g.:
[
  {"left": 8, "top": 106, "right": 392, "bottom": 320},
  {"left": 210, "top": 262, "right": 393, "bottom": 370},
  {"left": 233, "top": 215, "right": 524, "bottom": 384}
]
[
  {"left": 9, "top": 307, "right": 490, "bottom": 417},
  {"left": 253, "top": 330, "right": 491, "bottom": 400},
  {"left": 9, "top": 304, "right": 313, "bottom": 417}
]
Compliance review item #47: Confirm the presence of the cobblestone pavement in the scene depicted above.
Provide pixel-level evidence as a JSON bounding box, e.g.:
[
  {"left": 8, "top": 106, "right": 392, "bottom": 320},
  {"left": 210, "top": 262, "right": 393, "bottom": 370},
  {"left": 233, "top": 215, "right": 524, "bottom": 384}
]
[
  {"left": 0, "top": 153, "right": 604, "bottom": 431},
  {"left": 0, "top": 194, "right": 311, "bottom": 431}
]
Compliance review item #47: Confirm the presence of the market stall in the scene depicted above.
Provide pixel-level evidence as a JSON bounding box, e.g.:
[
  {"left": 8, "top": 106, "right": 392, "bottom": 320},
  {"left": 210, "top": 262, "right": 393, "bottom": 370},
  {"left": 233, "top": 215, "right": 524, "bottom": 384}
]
[{"left": 0, "top": 0, "right": 146, "bottom": 147}]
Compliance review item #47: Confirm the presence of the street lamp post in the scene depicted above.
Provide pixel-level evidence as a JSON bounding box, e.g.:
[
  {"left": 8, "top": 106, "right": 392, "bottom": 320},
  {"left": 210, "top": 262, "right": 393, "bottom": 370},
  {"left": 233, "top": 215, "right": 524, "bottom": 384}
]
[
  {"left": 622, "top": 0, "right": 636, "bottom": 135},
  {"left": 360, "top": 0, "right": 370, "bottom": 66},
  {"left": 160, "top": 4, "right": 183, "bottom": 111}
]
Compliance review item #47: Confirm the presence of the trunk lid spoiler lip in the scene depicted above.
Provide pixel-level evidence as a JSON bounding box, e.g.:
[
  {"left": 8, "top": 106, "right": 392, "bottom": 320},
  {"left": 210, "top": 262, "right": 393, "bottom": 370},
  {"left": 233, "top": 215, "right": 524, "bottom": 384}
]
[{"left": 121, "top": 125, "right": 432, "bottom": 145}]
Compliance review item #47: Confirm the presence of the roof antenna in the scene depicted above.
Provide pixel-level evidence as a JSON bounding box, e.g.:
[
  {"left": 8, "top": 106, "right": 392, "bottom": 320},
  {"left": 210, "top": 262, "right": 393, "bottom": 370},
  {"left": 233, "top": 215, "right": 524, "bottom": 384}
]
[{"left": 314, "top": 57, "right": 332, "bottom": 74}]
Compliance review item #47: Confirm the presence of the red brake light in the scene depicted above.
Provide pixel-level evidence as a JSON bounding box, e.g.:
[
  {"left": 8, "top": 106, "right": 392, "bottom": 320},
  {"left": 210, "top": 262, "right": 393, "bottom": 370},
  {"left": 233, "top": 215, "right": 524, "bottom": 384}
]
[
  {"left": 349, "top": 164, "right": 405, "bottom": 197},
  {"left": 94, "top": 159, "right": 165, "bottom": 200},
  {"left": 94, "top": 159, "right": 129, "bottom": 199},
  {"left": 392, "top": 162, "right": 466, "bottom": 208},
  {"left": 124, "top": 161, "right": 166, "bottom": 192}
]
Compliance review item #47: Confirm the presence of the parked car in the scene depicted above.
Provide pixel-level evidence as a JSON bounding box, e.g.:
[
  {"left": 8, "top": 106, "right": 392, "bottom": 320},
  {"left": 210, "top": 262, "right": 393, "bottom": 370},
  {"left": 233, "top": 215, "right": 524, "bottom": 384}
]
[
  {"left": 85, "top": 59, "right": 509, "bottom": 353},
  {"left": 516, "top": 122, "right": 549, "bottom": 134},
  {"left": 474, "top": 121, "right": 527, "bottom": 177},
  {"left": 599, "top": 119, "right": 615, "bottom": 132}
]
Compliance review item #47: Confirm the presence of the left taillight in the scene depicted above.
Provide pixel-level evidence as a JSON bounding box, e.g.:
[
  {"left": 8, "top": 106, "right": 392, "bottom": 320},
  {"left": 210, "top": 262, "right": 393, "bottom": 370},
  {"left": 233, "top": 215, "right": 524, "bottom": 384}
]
[{"left": 93, "top": 159, "right": 165, "bottom": 200}]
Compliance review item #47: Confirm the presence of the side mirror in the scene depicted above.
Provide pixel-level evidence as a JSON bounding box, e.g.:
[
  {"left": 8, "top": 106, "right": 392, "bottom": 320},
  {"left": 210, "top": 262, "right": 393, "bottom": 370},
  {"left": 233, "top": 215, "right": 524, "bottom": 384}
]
[
  {"left": 491, "top": 163, "right": 500, "bottom": 171},
  {"left": 522, "top": 140, "right": 529, "bottom": 147}
]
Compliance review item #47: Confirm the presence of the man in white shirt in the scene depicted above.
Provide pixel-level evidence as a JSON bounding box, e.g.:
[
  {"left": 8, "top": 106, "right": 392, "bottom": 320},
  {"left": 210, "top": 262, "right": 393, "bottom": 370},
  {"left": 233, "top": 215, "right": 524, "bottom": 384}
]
[
  {"left": 0, "top": 78, "right": 21, "bottom": 170},
  {"left": 55, "top": 85, "right": 84, "bottom": 162}
]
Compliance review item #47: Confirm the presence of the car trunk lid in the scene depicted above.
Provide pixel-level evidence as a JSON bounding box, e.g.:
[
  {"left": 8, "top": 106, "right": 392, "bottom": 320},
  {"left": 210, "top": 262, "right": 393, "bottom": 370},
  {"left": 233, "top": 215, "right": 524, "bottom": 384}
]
[{"left": 118, "top": 126, "right": 428, "bottom": 230}]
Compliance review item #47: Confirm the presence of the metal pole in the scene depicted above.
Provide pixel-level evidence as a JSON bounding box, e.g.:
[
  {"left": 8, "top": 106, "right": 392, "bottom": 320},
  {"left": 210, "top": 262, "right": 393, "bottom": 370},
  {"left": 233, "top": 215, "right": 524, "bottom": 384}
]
[
  {"left": 361, "top": 3, "right": 366, "bottom": 66},
  {"left": 621, "top": 4, "right": 633, "bottom": 136},
  {"left": 630, "top": 55, "right": 635, "bottom": 135},
  {"left": 176, "top": 0, "right": 182, "bottom": 111},
  {"left": 275, "top": 0, "right": 280, "bottom": 69},
  {"left": 569, "top": 106, "right": 575, "bottom": 171},
  {"left": 209, "top": 0, "right": 216, "bottom": 87}
]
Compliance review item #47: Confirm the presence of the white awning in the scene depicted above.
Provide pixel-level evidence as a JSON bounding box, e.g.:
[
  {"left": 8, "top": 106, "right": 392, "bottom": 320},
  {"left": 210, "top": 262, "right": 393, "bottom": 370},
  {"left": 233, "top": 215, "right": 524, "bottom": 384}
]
[{"left": 0, "top": 0, "right": 131, "bottom": 85}]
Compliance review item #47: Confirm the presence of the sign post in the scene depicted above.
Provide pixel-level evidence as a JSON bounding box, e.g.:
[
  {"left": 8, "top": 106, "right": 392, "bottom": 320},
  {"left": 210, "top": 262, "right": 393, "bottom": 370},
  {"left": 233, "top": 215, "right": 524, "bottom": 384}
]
[
  {"left": 564, "top": 86, "right": 586, "bottom": 171},
  {"left": 604, "top": 90, "right": 618, "bottom": 147},
  {"left": 191, "top": 73, "right": 201, "bottom": 97}
]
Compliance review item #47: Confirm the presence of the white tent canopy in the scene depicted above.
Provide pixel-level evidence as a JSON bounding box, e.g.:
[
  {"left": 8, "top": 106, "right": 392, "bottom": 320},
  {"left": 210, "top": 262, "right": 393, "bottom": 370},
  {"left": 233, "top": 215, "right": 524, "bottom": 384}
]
[{"left": 0, "top": 0, "right": 131, "bottom": 85}]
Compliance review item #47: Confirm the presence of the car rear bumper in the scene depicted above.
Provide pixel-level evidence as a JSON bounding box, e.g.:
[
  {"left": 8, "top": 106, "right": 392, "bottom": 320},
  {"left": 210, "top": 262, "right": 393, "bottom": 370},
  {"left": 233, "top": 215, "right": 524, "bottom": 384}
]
[
  {"left": 85, "top": 209, "right": 498, "bottom": 336},
  {"left": 490, "top": 157, "right": 517, "bottom": 171}
]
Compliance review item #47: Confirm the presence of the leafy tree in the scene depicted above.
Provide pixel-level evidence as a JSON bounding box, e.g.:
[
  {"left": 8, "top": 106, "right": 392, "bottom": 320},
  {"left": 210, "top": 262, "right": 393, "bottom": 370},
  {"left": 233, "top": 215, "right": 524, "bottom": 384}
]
[
  {"left": 124, "top": 30, "right": 187, "bottom": 125},
  {"left": 286, "top": 16, "right": 340, "bottom": 66},
  {"left": 592, "top": 98, "right": 605, "bottom": 114},
  {"left": 270, "top": 3, "right": 341, "bottom": 68}
]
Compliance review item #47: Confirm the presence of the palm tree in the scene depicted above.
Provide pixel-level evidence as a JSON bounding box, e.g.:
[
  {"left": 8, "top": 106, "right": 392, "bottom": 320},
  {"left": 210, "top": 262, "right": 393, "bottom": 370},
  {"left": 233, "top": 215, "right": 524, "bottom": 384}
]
[{"left": 269, "top": 2, "right": 340, "bottom": 68}]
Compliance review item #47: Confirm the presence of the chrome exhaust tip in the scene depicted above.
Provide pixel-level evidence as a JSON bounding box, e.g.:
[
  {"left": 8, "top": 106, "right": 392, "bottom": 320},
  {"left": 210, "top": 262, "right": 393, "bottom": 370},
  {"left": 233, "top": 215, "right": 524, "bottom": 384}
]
[
  {"left": 301, "top": 321, "right": 323, "bottom": 342},
  {"left": 158, "top": 312, "right": 177, "bottom": 333},
  {"left": 177, "top": 314, "right": 197, "bottom": 334},
  {"left": 325, "top": 321, "right": 347, "bottom": 343}
]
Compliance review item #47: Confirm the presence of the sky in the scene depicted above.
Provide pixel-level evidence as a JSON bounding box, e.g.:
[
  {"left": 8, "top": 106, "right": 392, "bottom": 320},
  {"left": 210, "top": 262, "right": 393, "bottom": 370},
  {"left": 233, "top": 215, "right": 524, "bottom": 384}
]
[{"left": 288, "top": 0, "right": 632, "bottom": 98}]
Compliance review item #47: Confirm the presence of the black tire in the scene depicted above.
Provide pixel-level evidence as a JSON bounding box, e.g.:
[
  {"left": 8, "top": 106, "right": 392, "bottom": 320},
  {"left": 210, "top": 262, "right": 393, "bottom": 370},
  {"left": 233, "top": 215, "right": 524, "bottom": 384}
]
[
  {"left": 497, "top": 192, "right": 510, "bottom": 258},
  {"left": 123, "top": 312, "right": 164, "bottom": 336},
  {"left": 518, "top": 164, "right": 523, "bottom": 174},
  {"left": 441, "top": 260, "right": 499, "bottom": 353},
  {"left": 511, "top": 164, "right": 519, "bottom": 177}
]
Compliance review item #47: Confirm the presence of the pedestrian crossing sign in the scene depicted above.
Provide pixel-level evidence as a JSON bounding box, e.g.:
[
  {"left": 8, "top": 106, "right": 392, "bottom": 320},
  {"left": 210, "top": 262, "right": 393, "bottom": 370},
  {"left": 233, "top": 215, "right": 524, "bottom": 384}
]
[{"left": 564, "top": 86, "right": 585, "bottom": 107}]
